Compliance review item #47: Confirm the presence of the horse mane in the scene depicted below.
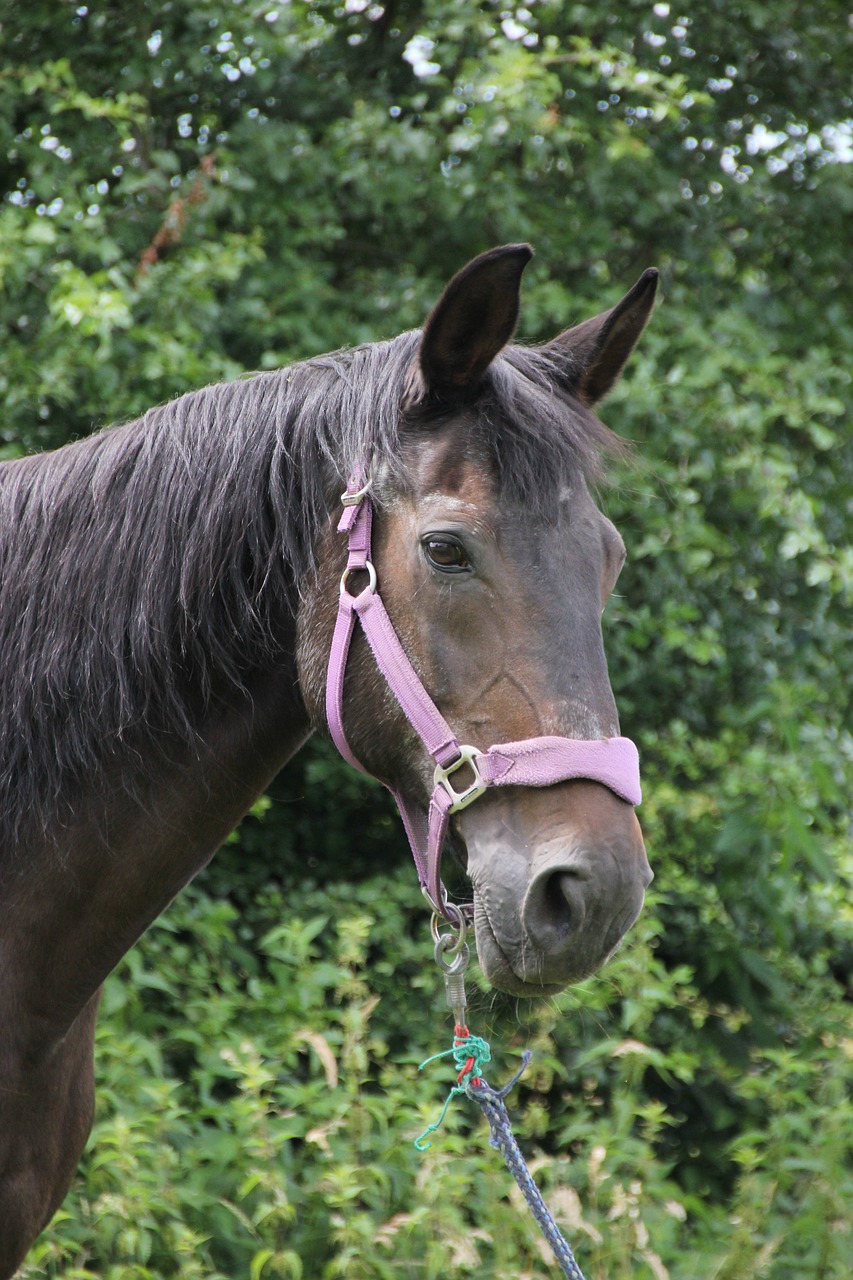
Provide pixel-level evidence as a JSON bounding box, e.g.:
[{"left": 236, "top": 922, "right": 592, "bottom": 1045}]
[{"left": 0, "top": 331, "right": 614, "bottom": 845}]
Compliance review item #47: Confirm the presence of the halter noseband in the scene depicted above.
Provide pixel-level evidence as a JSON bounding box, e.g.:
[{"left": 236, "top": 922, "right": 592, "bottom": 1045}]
[{"left": 325, "top": 476, "right": 642, "bottom": 925}]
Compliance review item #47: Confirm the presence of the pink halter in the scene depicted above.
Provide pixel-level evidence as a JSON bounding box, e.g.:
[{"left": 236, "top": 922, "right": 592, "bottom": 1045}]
[{"left": 325, "top": 476, "right": 642, "bottom": 925}]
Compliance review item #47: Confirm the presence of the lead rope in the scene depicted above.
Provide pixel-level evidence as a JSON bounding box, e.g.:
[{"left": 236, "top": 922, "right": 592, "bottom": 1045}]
[
  {"left": 466, "top": 1069, "right": 587, "bottom": 1280},
  {"left": 416, "top": 923, "right": 588, "bottom": 1280}
]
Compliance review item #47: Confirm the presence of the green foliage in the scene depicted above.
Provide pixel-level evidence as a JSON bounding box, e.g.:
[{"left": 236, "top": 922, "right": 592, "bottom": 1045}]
[
  {"left": 22, "top": 874, "right": 853, "bottom": 1279},
  {"left": 3, "top": 1, "right": 852, "bottom": 1276}
]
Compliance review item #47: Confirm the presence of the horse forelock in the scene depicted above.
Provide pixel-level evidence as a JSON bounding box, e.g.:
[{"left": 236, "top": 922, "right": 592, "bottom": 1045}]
[
  {"left": 0, "top": 329, "right": 612, "bottom": 845},
  {"left": 481, "top": 345, "right": 621, "bottom": 507}
]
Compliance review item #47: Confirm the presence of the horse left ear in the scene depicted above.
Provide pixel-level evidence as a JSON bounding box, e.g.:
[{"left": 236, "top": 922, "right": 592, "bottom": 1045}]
[
  {"left": 544, "top": 268, "right": 659, "bottom": 405},
  {"left": 404, "top": 243, "right": 534, "bottom": 407}
]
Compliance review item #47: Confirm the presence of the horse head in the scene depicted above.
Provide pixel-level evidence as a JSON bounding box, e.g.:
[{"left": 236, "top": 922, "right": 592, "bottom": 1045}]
[{"left": 298, "top": 245, "right": 655, "bottom": 995}]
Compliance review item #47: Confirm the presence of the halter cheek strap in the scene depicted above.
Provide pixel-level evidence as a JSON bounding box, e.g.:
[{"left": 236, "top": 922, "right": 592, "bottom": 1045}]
[{"left": 325, "top": 477, "right": 641, "bottom": 925}]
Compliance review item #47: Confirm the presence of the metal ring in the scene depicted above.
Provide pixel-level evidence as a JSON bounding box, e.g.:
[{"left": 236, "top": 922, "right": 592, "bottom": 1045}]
[
  {"left": 421, "top": 885, "right": 474, "bottom": 931},
  {"left": 431, "top": 909, "right": 467, "bottom": 957},
  {"left": 434, "top": 939, "right": 470, "bottom": 974},
  {"left": 431, "top": 909, "right": 463, "bottom": 947},
  {"left": 339, "top": 560, "right": 377, "bottom": 597}
]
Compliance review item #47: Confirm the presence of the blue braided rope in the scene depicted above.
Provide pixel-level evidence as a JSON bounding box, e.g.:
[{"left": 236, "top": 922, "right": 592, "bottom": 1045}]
[
  {"left": 417, "top": 1032, "right": 587, "bottom": 1279},
  {"left": 467, "top": 1074, "right": 587, "bottom": 1279},
  {"left": 467, "top": 1052, "right": 587, "bottom": 1280}
]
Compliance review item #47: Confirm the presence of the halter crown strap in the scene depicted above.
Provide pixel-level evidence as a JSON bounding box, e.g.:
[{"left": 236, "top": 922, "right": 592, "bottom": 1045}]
[{"left": 326, "top": 477, "right": 641, "bottom": 924}]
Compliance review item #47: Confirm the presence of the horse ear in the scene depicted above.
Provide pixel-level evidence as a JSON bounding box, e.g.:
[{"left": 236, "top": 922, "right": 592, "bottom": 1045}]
[
  {"left": 544, "top": 268, "right": 659, "bottom": 405},
  {"left": 404, "top": 243, "right": 533, "bottom": 406}
]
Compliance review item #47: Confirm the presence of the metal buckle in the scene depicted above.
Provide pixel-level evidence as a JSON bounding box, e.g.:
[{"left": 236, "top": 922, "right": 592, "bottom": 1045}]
[
  {"left": 434, "top": 745, "right": 487, "bottom": 812},
  {"left": 340, "top": 477, "right": 371, "bottom": 507}
]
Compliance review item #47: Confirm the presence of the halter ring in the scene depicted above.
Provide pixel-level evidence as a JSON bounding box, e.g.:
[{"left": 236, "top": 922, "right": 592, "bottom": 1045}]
[
  {"left": 339, "top": 560, "right": 377, "bottom": 597},
  {"left": 431, "top": 909, "right": 467, "bottom": 957},
  {"left": 422, "top": 885, "right": 473, "bottom": 929}
]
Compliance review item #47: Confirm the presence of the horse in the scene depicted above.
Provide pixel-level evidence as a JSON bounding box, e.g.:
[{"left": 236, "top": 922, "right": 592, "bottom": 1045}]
[{"left": 0, "top": 244, "right": 656, "bottom": 1275}]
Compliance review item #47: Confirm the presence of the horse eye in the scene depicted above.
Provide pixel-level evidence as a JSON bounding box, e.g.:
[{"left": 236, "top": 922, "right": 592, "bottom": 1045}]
[{"left": 423, "top": 536, "right": 470, "bottom": 573}]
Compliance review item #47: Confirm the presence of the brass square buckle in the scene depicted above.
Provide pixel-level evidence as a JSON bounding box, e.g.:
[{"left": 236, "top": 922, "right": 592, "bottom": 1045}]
[{"left": 434, "top": 745, "right": 487, "bottom": 812}]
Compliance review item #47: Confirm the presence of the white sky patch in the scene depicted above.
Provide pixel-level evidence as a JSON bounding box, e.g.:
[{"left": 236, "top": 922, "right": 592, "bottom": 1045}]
[
  {"left": 403, "top": 33, "right": 441, "bottom": 78},
  {"left": 745, "top": 118, "right": 853, "bottom": 169},
  {"left": 501, "top": 17, "right": 529, "bottom": 40},
  {"left": 746, "top": 123, "right": 788, "bottom": 155},
  {"left": 820, "top": 121, "right": 853, "bottom": 162}
]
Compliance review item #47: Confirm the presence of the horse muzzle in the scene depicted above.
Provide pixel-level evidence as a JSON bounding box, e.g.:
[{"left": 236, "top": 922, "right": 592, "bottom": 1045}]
[{"left": 460, "top": 781, "right": 652, "bottom": 995}]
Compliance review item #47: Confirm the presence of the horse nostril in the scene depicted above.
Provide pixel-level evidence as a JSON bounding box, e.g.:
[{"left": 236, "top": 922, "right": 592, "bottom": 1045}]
[
  {"left": 526, "top": 868, "right": 588, "bottom": 948},
  {"left": 521, "top": 847, "right": 649, "bottom": 982}
]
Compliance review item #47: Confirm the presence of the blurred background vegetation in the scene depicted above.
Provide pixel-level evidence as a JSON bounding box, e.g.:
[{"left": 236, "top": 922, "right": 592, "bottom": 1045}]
[{"left": 2, "top": 1, "right": 851, "bottom": 1277}]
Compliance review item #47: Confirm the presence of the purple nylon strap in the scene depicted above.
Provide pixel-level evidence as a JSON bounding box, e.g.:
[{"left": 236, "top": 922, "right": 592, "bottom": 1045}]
[{"left": 326, "top": 477, "right": 642, "bottom": 923}]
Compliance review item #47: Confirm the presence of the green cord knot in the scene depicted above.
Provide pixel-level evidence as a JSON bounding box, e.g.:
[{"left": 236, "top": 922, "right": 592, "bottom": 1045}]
[{"left": 414, "top": 1028, "right": 492, "bottom": 1150}]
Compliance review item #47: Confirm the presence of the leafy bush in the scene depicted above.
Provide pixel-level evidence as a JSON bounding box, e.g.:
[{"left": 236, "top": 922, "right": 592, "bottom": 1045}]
[{"left": 22, "top": 840, "right": 853, "bottom": 1279}]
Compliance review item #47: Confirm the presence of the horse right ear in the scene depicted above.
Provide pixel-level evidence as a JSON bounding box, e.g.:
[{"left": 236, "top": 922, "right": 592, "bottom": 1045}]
[
  {"left": 403, "top": 244, "right": 533, "bottom": 408},
  {"left": 543, "top": 268, "right": 659, "bottom": 405}
]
